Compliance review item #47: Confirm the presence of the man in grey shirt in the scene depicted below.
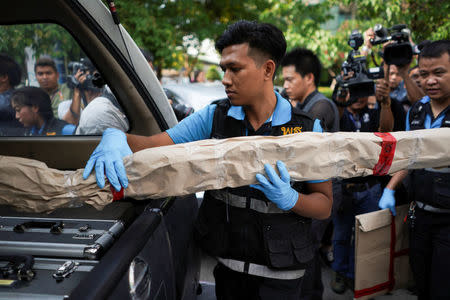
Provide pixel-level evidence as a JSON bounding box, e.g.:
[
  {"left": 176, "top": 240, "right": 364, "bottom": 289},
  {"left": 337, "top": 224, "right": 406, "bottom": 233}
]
[
  {"left": 282, "top": 48, "right": 339, "bottom": 300},
  {"left": 281, "top": 48, "right": 339, "bottom": 132}
]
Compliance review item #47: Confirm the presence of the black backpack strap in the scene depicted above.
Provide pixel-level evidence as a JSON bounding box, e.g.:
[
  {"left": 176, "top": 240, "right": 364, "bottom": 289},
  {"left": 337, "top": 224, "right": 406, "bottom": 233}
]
[
  {"left": 210, "top": 99, "right": 235, "bottom": 139},
  {"left": 442, "top": 108, "right": 450, "bottom": 128},
  {"left": 409, "top": 101, "right": 427, "bottom": 130}
]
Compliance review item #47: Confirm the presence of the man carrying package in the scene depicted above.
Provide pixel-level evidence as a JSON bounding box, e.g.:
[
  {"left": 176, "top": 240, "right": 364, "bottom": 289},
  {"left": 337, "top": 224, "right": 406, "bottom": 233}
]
[
  {"left": 83, "top": 20, "right": 332, "bottom": 299},
  {"left": 378, "top": 40, "right": 450, "bottom": 300}
]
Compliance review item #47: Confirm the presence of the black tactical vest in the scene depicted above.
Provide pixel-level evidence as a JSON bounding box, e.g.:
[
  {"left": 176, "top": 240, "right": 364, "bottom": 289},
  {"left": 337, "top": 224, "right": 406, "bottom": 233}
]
[
  {"left": 408, "top": 100, "right": 450, "bottom": 208},
  {"left": 25, "top": 117, "right": 70, "bottom": 136},
  {"left": 194, "top": 99, "right": 317, "bottom": 270}
]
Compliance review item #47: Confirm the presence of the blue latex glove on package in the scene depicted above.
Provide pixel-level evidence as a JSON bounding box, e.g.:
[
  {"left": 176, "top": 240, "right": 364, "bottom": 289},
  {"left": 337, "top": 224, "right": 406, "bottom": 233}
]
[
  {"left": 250, "top": 160, "right": 298, "bottom": 211},
  {"left": 378, "top": 187, "right": 396, "bottom": 216},
  {"left": 83, "top": 128, "right": 132, "bottom": 191}
]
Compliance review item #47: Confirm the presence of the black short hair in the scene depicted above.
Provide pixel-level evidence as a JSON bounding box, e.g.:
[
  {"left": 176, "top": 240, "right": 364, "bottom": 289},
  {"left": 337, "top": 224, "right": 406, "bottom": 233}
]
[
  {"left": 418, "top": 40, "right": 450, "bottom": 62},
  {"left": 0, "top": 53, "right": 22, "bottom": 87},
  {"left": 11, "top": 86, "right": 53, "bottom": 120},
  {"left": 281, "top": 48, "right": 322, "bottom": 87},
  {"left": 215, "top": 20, "right": 286, "bottom": 69},
  {"left": 34, "top": 57, "right": 57, "bottom": 73}
]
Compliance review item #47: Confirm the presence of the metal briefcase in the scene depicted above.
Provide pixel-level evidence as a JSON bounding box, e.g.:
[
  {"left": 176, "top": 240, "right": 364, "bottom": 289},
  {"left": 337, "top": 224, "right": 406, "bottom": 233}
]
[
  {"left": 0, "top": 216, "right": 125, "bottom": 260},
  {"left": 0, "top": 257, "right": 98, "bottom": 300}
]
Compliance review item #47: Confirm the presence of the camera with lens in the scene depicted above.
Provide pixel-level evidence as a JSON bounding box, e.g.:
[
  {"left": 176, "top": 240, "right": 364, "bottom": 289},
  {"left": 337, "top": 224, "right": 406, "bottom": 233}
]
[
  {"left": 334, "top": 30, "right": 384, "bottom": 103},
  {"left": 370, "top": 24, "right": 414, "bottom": 66},
  {"left": 66, "top": 58, "right": 104, "bottom": 90}
]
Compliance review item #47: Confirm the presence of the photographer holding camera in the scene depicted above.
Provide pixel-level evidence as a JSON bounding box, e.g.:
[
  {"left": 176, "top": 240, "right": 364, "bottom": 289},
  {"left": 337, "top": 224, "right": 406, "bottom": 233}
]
[
  {"left": 61, "top": 58, "right": 129, "bottom": 135},
  {"left": 369, "top": 24, "right": 425, "bottom": 112},
  {"left": 330, "top": 30, "right": 406, "bottom": 294}
]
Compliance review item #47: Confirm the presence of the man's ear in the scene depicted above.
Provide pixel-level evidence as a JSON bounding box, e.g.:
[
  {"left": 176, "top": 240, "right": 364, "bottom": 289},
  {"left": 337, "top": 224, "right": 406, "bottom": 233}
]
[
  {"left": 31, "top": 105, "right": 39, "bottom": 113},
  {"left": 0, "top": 74, "right": 8, "bottom": 83},
  {"left": 263, "top": 59, "right": 276, "bottom": 81},
  {"left": 305, "top": 73, "right": 315, "bottom": 86}
]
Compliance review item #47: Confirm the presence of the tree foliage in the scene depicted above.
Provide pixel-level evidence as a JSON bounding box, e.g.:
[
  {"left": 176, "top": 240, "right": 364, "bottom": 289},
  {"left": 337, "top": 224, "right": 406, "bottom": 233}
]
[
  {"left": 257, "top": 0, "right": 449, "bottom": 80},
  {"left": 114, "top": 0, "right": 270, "bottom": 75},
  {"left": 334, "top": 0, "right": 450, "bottom": 42},
  {"left": 0, "top": 23, "right": 83, "bottom": 69}
]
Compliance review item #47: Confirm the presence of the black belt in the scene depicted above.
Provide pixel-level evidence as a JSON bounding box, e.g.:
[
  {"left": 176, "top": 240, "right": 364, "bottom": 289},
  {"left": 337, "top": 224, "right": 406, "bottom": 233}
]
[
  {"left": 343, "top": 179, "right": 379, "bottom": 193},
  {"left": 415, "top": 201, "right": 450, "bottom": 214}
]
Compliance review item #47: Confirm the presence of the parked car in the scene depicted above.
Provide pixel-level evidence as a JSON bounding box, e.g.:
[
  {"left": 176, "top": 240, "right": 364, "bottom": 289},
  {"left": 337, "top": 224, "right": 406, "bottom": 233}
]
[
  {"left": 0, "top": 1, "right": 200, "bottom": 299},
  {"left": 163, "top": 83, "right": 227, "bottom": 112}
]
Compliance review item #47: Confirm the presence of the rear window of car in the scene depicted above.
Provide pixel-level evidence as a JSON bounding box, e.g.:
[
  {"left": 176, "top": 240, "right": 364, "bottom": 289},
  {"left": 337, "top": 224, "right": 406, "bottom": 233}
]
[{"left": 0, "top": 23, "right": 128, "bottom": 137}]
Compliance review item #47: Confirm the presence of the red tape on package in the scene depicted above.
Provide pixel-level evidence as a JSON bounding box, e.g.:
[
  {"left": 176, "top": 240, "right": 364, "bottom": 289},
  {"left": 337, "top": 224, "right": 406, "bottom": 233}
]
[{"left": 373, "top": 132, "right": 397, "bottom": 176}]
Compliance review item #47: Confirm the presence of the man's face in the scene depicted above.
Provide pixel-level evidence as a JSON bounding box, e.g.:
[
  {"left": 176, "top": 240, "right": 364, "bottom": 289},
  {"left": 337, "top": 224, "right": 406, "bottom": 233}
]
[
  {"left": 386, "top": 64, "right": 402, "bottom": 90},
  {"left": 409, "top": 68, "right": 421, "bottom": 88},
  {"left": 35, "top": 66, "right": 59, "bottom": 92},
  {"left": 282, "top": 66, "right": 308, "bottom": 102},
  {"left": 220, "top": 43, "right": 266, "bottom": 106},
  {"left": 419, "top": 53, "right": 450, "bottom": 102},
  {"left": 12, "top": 104, "right": 38, "bottom": 127},
  {"left": 350, "top": 96, "right": 369, "bottom": 110}
]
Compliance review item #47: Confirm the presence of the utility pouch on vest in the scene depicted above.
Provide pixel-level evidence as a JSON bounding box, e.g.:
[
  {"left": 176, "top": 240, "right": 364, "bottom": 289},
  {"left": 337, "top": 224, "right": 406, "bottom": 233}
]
[
  {"left": 194, "top": 192, "right": 266, "bottom": 264},
  {"left": 411, "top": 169, "right": 450, "bottom": 209},
  {"left": 261, "top": 214, "right": 314, "bottom": 270}
]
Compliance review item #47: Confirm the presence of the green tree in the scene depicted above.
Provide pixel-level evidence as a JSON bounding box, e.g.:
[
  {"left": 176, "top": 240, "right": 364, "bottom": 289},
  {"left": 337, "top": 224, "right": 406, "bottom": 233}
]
[
  {"left": 115, "top": 0, "right": 270, "bottom": 76},
  {"left": 0, "top": 23, "right": 82, "bottom": 71},
  {"left": 324, "top": 0, "right": 450, "bottom": 74},
  {"left": 332, "top": 0, "right": 450, "bottom": 43},
  {"left": 206, "top": 65, "right": 221, "bottom": 81}
]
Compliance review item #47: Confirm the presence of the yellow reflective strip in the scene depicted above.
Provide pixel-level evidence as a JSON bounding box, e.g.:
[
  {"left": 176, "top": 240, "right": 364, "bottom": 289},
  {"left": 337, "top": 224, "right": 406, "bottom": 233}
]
[{"left": 0, "top": 279, "right": 16, "bottom": 286}]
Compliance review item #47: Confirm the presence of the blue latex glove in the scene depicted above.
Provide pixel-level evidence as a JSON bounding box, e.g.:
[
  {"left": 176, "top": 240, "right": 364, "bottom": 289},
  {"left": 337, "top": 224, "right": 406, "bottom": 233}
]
[
  {"left": 250, "top": 161, "right": 298, "bottom": 211},
  {"left": 83, "top": 128, "right": 132, "bottom": 191},
  {"left": 378, "top": 187, "right": 396, "bottom": 216}
]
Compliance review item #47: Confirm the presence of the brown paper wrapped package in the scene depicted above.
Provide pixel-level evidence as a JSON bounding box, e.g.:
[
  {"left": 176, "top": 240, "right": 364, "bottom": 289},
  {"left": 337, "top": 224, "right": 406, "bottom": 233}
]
[{"left": 1, "top": 128, "right": 449, "bottom": 212}]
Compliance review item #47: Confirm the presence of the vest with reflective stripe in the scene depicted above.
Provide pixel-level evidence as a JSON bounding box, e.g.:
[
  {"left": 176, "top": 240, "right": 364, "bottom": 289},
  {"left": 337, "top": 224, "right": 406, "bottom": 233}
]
[
  {"left": 408, "top": 101, "right": 450, "bottom": 209},
  {"left": 193, "top": 99, "right": 316, "bottom": 272}
]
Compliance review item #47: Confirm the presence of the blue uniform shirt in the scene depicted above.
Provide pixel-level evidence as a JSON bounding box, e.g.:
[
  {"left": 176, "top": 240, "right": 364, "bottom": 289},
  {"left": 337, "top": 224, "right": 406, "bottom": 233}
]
[
  {"left": 406, "top": 96, "right": 449, "bottom": 130},
  {"left": 167, "top": 91, "right": 325, "bottom": 183},
  {"left": 167, "top": 91, "right": 322, "bottom": 142}
]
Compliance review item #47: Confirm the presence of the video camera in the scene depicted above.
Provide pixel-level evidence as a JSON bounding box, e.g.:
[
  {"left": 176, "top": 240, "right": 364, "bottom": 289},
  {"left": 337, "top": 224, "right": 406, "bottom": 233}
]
[
  {"left": 66, "top": 58, "right": 104, "bottom": 90},
  {"left": 370, "top": 24, "right": 414, "bottom": 66},
  {"left": 334, "top": 30, "right": 384, "bottom": 102}
]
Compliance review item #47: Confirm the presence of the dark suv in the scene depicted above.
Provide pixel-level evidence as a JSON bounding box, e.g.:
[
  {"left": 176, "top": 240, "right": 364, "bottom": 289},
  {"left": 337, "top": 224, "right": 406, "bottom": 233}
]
[{"left": 0, "top": 1, "right": 200, "bottom": 299}]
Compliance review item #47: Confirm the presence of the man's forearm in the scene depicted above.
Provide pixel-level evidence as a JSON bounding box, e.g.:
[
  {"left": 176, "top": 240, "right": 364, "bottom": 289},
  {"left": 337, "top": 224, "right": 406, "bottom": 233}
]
[
  {"left": 291, "top": 192, "right": 332, "bottom": 220},
  {"left": 386, "top": 170, "right": 409, "bottom": 190},
  {"left": 290, "top": 181, "right": 332, "bottom": 220},
  {"left": 126, "top": 131, "right": 174, "bottom": 153},
  {"left": 63, "top": 89, "right": 81, "bottom": 125},
  {"left": 379, "top": 98, "right": 394, "bottom": 132},
  {"left": 404, "top": 76, "right": 425, "bottom": 104}
]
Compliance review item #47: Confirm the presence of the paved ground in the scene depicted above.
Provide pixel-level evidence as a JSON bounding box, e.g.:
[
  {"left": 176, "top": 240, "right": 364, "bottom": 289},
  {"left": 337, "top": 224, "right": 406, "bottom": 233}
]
[{"left": 197, "top": 252, "right": 417, "bottom": 300}]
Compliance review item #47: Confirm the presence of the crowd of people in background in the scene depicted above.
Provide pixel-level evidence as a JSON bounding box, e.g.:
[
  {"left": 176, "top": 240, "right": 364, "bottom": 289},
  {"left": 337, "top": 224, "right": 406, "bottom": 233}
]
[
  {"left": 0, "top": 19, "right": 449, "bottom": 299},
  {"left": 0, "top": 55, "right": 128, "bottom": 136},
  {"left": 278, "top": 30, "right": 449, "bottom": 300}
]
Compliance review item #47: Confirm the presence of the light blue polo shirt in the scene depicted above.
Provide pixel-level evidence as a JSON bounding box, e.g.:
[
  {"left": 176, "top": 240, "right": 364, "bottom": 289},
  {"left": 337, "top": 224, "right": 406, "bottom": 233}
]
[
  {"left": 166, "top": 91, "right": 326, "bottom": 183},
  {"left": 167, "top": 91, "right": 322, "bottom": 142},
  {"left": 406, "top": 96, "right": 449, "bottom": 130}
]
